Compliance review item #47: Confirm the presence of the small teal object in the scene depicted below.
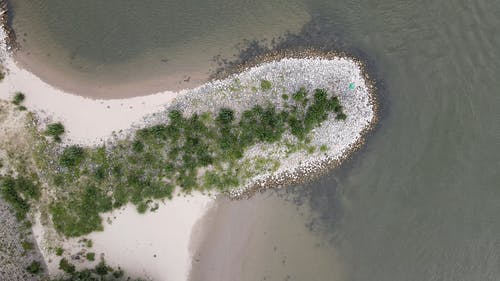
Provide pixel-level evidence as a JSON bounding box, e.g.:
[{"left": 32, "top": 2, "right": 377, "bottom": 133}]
[{"left": 349, "top": 83, "right": 355, "bottom": 90}]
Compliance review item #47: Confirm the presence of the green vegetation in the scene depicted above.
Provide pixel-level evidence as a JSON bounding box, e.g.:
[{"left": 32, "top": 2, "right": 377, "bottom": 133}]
[
  {"left": 0, "top": 176, "right": 40, "bottom": 220},
  {"left": 260, "top": 79, "right": 272, "bottom": 91},
  {"left": 59, "top": 258, "right": 76, "bottom": 274},
  {"left": 1, "top": 85, "right": 346, "bottom": 239},
  {"left": 86, "top": 252, "right": 96, "bottom": 261},
  {"left": 85, "top": 239, "right": 93, "bottom": 248},
  {"left": 59, "top": 145, "right": 86, "bottom": 168},
  {"left": 45, "top": 122, "right": 65, "bottom": 142},
  {"left": 26, "top": 260, "right": 42, "bottom": 274},
  {"left": 50, "top": 259, "right": 142, "bottom": 281},
  {"left": 42, "top": 87, "right": 346, "bottom": 237},
  {"left": 56, "top": 247, "right": 64, "bottom": 256},
  {"left": 320, "top": 144, "right": 328, "bottom": 152},
  {"left": 12, "top": 92, "right": 25, "bottom": 105},
  {"left": 22, "top": 240, "right": 34, "bottom": 252}
]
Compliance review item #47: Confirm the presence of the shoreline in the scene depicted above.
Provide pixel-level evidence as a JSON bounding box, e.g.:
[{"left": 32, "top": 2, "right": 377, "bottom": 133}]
[{"left": 0, "top": 5, "right": 378, "bottom": 281}]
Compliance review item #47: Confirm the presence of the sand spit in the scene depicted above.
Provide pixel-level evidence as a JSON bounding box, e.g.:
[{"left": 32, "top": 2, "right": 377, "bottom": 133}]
[{"left": 0, "top": 7, "right": 376, "bottom": 281}]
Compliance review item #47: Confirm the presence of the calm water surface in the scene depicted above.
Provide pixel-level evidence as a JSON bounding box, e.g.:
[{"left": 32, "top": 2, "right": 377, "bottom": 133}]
[
  {"left": 9, "top": 0, "right": 309, "bottom": 96},
  {"left": 10, "top": 0, "right": 500, "bottom": 280}
]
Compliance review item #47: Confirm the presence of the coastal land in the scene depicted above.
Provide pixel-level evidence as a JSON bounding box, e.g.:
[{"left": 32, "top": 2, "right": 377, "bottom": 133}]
[{"left": 0, "top": 8, "right": 377, "bottom": 281}]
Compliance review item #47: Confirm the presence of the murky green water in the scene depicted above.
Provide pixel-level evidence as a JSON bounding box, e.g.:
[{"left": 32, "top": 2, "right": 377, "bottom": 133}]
[
  {"left": 10, "top": 0, "right": 500, "bottom": 280},
  {"left": 9, "top": 0, "right": 309, "bottom": 97}
]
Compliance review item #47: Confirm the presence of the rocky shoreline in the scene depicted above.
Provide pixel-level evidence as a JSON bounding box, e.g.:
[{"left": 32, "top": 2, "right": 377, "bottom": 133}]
[{"left": 136, "top": 56, "right": 378, "bottom": 198}]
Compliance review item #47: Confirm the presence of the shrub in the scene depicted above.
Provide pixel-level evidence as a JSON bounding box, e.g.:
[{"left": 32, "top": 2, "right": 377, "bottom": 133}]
[
  {"left": 12, "top": 92, "right": 25, "bottom": 105},
  {"left": 260, "top": 79, "right": 272, "bottom": 91},
  {"left": 336, "top": 113, "right": 347, "bottom": 120},
  {"left": 56, "top": 247, "right": 64, "bottom": 256},
  {"left": 292, "top": 87, "right": 307, "bottom": 102},
  {"left": 45, "top": 87, "right": 347, "bottom": 237},
  {"left": 86, "top": 252, "right": 95, "bottom": 261},
  {"left": 22, "top": 240, "right": 34, "bottom": 251},
  {"left": 45, "top": 122, "right": 65, "bottom": 142},
  {"left": 94, "top": 260, "right": 111, "bottom": 275},
  {"left": 26, "top": 261, "right": 42, "bottom": 274},
  {"left": 60, "top": 145, "right": 85, "bottom": 168},
  {"left": 0, "top": 176, "right": 40, "bottom": 220},
  {"left": 59, "top": 258, "right": 76, "bottom": 274}
]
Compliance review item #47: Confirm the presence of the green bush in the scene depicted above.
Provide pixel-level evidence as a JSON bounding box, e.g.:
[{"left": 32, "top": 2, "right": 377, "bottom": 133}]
[
  {"left": 60, "top": 145, "right": 85, "bottom": 168},
  {"left": 260, "top": 79, "right": 272, "bottom": 91},
  {"left": 59, "top": 258, "right": 76, "bottom": 274},
  {"left": 46, "top": 87, "right": 347, "bottom": 237},
  {"left": 12, "top": 92, "right": 25, "bottom": 105},
  {"left": 86, "top": 252, "right": 95, "bottom": 261},
  {"left": 45, "top": 122, "right": 65, "bottom": 142},
  {"left": 22, "top": 240, "right": 34, "bottom": 251},
  {"left": 0, "top": 176, "right": 40, "bottom": 220},
  {"left": 26, "top": 261, "right": 42, "bottom": 274},
  {"left": 56, "top": 247, "right": 64, "bottom": 256}
]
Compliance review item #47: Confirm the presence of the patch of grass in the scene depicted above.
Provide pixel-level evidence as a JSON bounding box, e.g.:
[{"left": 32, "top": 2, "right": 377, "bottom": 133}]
[
  {"left": 10, "top": 86, "right": 346, "bottom": 238},
  {"left": 45, "top": 122, "right": 65, "bottom": 142},
  {"left": 22, "top": 240, "right": 34, "bottom": 251},
  {"left": 0, "top": 176, "right": 40, "bottom": 220},
  {"left": 260, "top": 79, "right": 272, "bottom": 91},
  {"left": 59, "top": 145, "right": 85, "bottom": 168},
  {"left": 26, "top": 260, "right": 42, "bottom": 274},
  {"left": 86, "top": 252, "right": 95, "bottom": 261},
  {"left": 12, "top": 92, "right": 25, "bottom": 105},
  {"left": 59, "top": 258, "right": 76, "bottom": 274},
  {"left": 55, "top": 247, "right": 64, "bottom": 256},
  {"left": 85, "top": 239, "right": 93, "bottom": 248}
]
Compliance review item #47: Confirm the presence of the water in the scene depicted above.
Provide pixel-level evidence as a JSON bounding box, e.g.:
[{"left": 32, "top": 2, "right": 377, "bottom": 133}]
[
  {"left": 9, "top": 0, "right": 309, "bottom": 97},
  {"left": 9, "top": 0, "right": 500, "bottom": 280}
]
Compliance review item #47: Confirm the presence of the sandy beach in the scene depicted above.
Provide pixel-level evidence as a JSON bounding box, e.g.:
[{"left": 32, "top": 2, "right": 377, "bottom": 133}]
[
  {"left": 32, "top": 192, "right": 215, "bottom": 281},
  {"left": 0, "top": 50, "right": 187, "bottom": 145},
  {"left": 1, "top": 7, "right": 375, "bottom": 279},
  {"left": 14, "top": 50, "right": 210, "bottom": 99},
  {"left": 1, "top": 23, "right": 217, "bottom": 280}
]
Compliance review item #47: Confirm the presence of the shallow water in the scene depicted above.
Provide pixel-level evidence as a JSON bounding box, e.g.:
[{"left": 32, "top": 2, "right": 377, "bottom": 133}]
[
  {"left": 9, "top": 0, "right": 309, "bottom": 97},
  {"left": 9, "top": 0, "right": 500, "bottom": 280}
]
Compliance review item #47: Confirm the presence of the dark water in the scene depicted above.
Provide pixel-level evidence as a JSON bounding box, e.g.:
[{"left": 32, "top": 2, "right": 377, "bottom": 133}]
[
  {"left": 10, "top": 0, "right": 500, "bottom": 280},
  {"left": 9, "top": 0, "right": 309, "bottom": 96}
]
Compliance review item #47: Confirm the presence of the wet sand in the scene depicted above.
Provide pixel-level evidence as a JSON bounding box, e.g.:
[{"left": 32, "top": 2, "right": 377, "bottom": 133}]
[
  {"left": 14, "top": 50, "right": 209, "bottom": 99},
  {"left": 189, "top": 191, "right": 344, "bottom": 281}
]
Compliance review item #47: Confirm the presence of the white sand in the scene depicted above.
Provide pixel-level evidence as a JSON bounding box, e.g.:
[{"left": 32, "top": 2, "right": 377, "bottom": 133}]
[
  {"left": 0, "top": 28, "right": 186, "bottom": 145},
  {"left": 32, "top": 192, "right": 215, "bottom": 281},
  {"left": 1, "top": 24, "right": 215, "bottom": 281}
]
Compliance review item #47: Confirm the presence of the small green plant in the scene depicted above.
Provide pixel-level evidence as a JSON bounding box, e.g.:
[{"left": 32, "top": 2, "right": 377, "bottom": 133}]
[
  {"left": 95, "top": 260, "right": 111, "bottom": 275},
  {"left": 26, "top": 261, "right": 42, "bottom": 274},
  {"left": 45, "top": 122, "right": 65, "bottom": 142},
  {"left": 12, "top": 92, "right": 25, "bottom": 105},
  {"left": 0, "top": 176, "right": 40, "bottom": 220},
  {"left": 22, "top": 241, "right": 34, "bottom": 251},
  {"left": 85, "top": 239, "right": 93, "bottom": 248},
  {"left": 320, "top": 144, "right": 328, "bottom": 152},
  {"left": 86, "top": 252, "right": 95, "bottom": 261},
  {"left": 260, "top": 79, "right": 272, "bottom": 91},
  {"left": 336, "top": 112, "right": 347, "bottom": 120},
  {"left": 59, "top": 258, "right": 76, "bottom": 274},
  {"left": 59, "top": 145, "right": 86, "bottom": 168},
  {"left": 281, "top": 94, "right": 289, "bottom": 100},
  {"left": 55, "top": 247, "right": 64, "bottom": 256}
]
